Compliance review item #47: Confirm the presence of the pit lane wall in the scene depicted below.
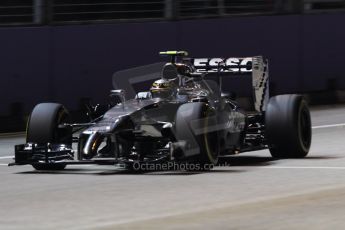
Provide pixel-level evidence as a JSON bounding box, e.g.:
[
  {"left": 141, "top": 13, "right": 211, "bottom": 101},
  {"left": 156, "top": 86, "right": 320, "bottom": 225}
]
[{"left": 0, "top": 13, "right": 345, "bottom": 131}]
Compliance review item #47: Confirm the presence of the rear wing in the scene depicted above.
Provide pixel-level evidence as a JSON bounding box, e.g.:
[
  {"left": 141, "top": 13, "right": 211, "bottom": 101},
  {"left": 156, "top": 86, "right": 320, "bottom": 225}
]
[{"left": 187, "top": 56, "right": 269, "bottom": 112}]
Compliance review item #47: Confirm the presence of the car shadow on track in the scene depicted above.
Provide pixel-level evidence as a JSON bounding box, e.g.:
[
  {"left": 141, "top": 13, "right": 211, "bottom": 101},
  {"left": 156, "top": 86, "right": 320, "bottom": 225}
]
[
  {"left": 218, "top": 155, "right": 341, "bottom": 167},
  {"left": 15, "top": 168, "right": 245, "bottom": 176},
  {"left": 14, "top": 156, "right": 275, "bottom": 176},
  {"left": 218, "top": 155, "right": 277, "bottom": 167},
  {"left": 303, "top": 156, "right": 341, "bottom": 160},
  {"left": 14, "top": 155, "right": 337, "bottom": 176}
]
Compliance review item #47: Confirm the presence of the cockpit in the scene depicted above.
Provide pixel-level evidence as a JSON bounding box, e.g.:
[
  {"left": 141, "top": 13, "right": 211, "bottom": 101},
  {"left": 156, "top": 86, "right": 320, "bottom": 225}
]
[{"left": 148, "top": 61, "right": 221, "bottom": 105}]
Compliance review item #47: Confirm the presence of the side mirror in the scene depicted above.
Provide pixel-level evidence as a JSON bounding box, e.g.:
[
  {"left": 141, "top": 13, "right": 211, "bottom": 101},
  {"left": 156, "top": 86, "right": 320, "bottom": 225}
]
[
  {"left": 135, "top": 91, "right": 152, "bottom": 100},
  {"left": 109, "top": 89, "right": 126, "bottom": 107}
]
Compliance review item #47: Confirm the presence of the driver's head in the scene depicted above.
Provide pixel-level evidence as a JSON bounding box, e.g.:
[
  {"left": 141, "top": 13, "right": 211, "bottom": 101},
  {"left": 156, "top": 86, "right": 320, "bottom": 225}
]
[{"left": 150, "top": 79, "right": 176, "bottom": 99}]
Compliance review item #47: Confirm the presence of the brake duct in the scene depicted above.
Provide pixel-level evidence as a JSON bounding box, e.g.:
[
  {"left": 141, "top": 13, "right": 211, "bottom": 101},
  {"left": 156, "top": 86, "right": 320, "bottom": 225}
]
[{"left": 82, "top": 132, "right": 104, "bottom": 159}]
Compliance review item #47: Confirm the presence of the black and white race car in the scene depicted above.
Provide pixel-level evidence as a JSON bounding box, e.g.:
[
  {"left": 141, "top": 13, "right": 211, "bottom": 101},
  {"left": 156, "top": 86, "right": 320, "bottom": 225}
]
[{"left": 10, "top": 51, "right": 312, "bottom": 171}]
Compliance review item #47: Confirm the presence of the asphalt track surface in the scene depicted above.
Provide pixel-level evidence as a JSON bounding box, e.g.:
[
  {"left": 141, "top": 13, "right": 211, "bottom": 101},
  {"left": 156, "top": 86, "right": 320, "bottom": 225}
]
[{"left": 1, "top": 105, "right": 345, "bottom": 230}]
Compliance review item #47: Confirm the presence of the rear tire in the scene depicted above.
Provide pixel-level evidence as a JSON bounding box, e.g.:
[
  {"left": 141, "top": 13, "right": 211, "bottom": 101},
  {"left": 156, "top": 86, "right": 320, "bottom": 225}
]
[
  {"left": 175, "top": 102, "right": 219, "bottom": 170},
  {"left": 265, "top": 95, "right": 312, "bottom": 158},
  {"left": 27, "top": 103, "right": 72, "bottom": 170}
]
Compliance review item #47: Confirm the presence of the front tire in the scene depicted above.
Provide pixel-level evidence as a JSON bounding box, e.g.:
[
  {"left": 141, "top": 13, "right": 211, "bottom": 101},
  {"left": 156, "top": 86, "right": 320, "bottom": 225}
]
[
  {"left": 265, "top": 95, "right": 312, "bottom": 158},
  {"left": 175, "top": 102, "right": 219, "bottom": 170},
  {"left": 27, "top": 103, "right": 72, "bottom": 170}
]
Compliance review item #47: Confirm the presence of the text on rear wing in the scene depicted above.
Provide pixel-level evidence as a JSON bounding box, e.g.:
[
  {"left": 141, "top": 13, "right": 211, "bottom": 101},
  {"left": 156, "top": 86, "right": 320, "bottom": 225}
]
[{"left": 192, "top": 57, "right": 253, "bottom": 73}]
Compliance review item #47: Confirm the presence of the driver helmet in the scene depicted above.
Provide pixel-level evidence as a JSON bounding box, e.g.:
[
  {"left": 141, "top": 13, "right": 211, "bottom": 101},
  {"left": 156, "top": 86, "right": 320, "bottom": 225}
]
[{"left": 150, "top": 79, "right": 176, "bottom": 99}]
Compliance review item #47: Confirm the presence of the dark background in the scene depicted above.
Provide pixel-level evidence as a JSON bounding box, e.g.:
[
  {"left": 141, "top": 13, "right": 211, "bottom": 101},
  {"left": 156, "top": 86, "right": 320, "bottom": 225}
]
[{"left": 1, "top": 1, "right": 345, "bottom": 131}]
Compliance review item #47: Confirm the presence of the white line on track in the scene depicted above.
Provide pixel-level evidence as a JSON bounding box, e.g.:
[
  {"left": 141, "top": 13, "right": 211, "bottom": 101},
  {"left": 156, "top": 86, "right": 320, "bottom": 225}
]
[
  {"left": 0, "top": 164, "right": 8, "bottom": 166},
  {"left": 0, "top": 132, "right": 25, "bottom": 137},
  {"left": 0, "top": 156, "right": 13, "bottom": 159},
  {"left": 312, "top": 123, "right": 345, "bottom": 129}
]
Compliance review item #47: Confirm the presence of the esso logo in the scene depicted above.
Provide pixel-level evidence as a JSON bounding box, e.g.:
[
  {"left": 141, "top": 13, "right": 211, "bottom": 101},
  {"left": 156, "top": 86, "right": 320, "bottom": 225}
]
[{"left": 193, "top": 58, "right": 252, "bottom": 73}]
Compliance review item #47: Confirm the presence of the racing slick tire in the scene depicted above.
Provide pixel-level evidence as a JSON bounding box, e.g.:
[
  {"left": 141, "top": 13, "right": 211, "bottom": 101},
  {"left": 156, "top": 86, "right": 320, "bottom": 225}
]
[
  {"left": 27, "top": 103, "right": 72, "bottom": 170},
  {"left": 175, "top": 102, "right": 219, "bottom": 170},
  {"left": 265, "top": 94, "right": 312, "bottom": 158}
]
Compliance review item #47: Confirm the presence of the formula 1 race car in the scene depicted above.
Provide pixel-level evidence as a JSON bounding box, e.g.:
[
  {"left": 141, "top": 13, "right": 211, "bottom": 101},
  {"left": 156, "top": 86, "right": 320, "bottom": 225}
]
[{"left": 10, "top": 51, "right": 312, "bottom": 171}]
